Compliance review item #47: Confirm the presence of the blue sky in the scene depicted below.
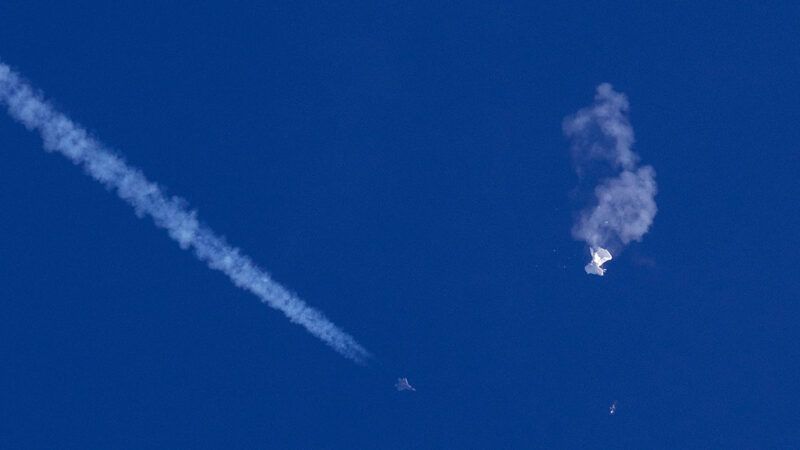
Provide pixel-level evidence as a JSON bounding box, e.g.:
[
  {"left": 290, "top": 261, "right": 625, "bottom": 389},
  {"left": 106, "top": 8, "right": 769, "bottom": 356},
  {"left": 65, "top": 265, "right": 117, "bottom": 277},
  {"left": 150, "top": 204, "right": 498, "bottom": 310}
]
[{"left": 1, "top": 1, "right": 799, "bottom": 447}]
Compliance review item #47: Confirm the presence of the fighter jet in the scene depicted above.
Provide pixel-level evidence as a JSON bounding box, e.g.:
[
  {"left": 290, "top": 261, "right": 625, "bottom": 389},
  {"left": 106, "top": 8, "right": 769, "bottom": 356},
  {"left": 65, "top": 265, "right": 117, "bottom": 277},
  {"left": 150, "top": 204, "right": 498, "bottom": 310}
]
[{"left": 395, "top": 377, "right": 416, "bottom": 392}]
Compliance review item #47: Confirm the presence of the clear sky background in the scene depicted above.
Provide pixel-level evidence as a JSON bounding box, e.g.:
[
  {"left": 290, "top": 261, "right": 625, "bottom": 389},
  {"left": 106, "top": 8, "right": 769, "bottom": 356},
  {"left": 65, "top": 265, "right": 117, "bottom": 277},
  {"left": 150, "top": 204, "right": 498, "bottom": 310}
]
[{"left": 1, "top": 1, "right": 799, "bottom": 448}]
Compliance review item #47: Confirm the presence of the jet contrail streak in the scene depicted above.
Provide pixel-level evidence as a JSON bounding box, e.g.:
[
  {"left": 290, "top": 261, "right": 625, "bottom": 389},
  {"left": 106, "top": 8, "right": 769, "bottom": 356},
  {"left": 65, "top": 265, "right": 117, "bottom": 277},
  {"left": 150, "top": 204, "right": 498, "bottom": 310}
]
[{"left": 0, "top": 62, "right": 369, "bottom": 364}]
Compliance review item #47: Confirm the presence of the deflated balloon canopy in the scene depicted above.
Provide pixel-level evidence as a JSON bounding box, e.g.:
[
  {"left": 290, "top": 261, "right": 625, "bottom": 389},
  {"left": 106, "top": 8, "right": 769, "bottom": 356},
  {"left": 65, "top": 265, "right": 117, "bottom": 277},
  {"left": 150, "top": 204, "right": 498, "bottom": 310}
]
[{"left": 585, "top": 247, "right": 612, "bottom": 276}]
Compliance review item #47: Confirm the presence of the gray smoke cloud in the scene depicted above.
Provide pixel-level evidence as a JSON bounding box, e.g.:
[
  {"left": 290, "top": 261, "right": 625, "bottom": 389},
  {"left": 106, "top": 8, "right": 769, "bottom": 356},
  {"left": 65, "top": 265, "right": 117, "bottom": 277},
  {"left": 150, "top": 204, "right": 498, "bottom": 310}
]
[
  {"left": 0, "top": 61, "right": 369, "bottom": 363},
  {"left": 563, "top": 83, "right": 657, "bottom": 257}
]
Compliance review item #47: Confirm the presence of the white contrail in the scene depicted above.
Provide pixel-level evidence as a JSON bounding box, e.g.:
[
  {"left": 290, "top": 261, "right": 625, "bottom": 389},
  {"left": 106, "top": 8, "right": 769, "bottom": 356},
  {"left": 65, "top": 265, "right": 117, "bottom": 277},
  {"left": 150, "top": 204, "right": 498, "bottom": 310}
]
[
  {"left": 563, "top": 83, "right": 657, "bottom": 275},
  {"left": 0, "top": 62, "right": 369, "bottom": 363}
]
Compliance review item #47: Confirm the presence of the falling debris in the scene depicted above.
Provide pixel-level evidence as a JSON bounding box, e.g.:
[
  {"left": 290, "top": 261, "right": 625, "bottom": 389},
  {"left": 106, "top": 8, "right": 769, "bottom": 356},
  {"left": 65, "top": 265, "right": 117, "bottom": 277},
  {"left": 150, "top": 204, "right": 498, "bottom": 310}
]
[
  {"left": 395, "top": 377, "right": 416, "bottom": 392},
  {"left": 585, "top": 247, "right": 613, "bottom": 276},
  {"left": 609, "top": 400, "right": 617, "bottom": 415}
]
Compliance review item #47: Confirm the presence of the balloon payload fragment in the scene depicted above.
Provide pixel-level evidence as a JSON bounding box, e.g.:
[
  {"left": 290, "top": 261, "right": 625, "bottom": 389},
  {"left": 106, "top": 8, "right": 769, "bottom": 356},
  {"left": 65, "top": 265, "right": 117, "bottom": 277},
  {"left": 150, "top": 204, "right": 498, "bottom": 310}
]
[{"left": 584, "top": 247, "right": 612, "bottom": 276}]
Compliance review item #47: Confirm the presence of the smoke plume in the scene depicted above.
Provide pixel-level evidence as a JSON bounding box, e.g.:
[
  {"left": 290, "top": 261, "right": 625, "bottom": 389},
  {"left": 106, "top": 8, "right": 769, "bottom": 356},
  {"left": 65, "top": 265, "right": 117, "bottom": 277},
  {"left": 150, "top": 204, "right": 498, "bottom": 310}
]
[{"left": 563, "top": 84, "right": 657, "bottom": 272}]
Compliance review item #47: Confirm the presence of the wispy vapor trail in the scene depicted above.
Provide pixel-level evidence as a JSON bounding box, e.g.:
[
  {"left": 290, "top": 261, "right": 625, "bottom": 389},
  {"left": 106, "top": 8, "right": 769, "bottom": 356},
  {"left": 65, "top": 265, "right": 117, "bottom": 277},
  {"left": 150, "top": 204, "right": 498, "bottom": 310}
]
[
  {"left": 0, "top": 62, "right": 369, "bottom": 363},
  {"left": 563, "top": 84, "right": 657, "bottom": 274}
]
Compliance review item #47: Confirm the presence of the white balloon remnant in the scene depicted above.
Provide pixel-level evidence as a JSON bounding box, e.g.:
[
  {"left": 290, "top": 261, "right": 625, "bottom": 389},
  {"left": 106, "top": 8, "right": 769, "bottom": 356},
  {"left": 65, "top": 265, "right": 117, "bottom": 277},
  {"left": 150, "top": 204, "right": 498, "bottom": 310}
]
[{"left": 584, "top": 247, "right": 612, "bottom": 276}]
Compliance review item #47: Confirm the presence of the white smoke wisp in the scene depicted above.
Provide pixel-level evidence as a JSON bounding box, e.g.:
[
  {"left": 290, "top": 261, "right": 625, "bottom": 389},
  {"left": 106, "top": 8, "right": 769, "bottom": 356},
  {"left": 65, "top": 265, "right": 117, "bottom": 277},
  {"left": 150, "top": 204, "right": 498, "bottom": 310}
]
[
  {"left": 563, "top": 83, "right": 657, "bottom": 275},
  {"left": 0, "top": 62, "right": 369, "bottom": 364}
]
